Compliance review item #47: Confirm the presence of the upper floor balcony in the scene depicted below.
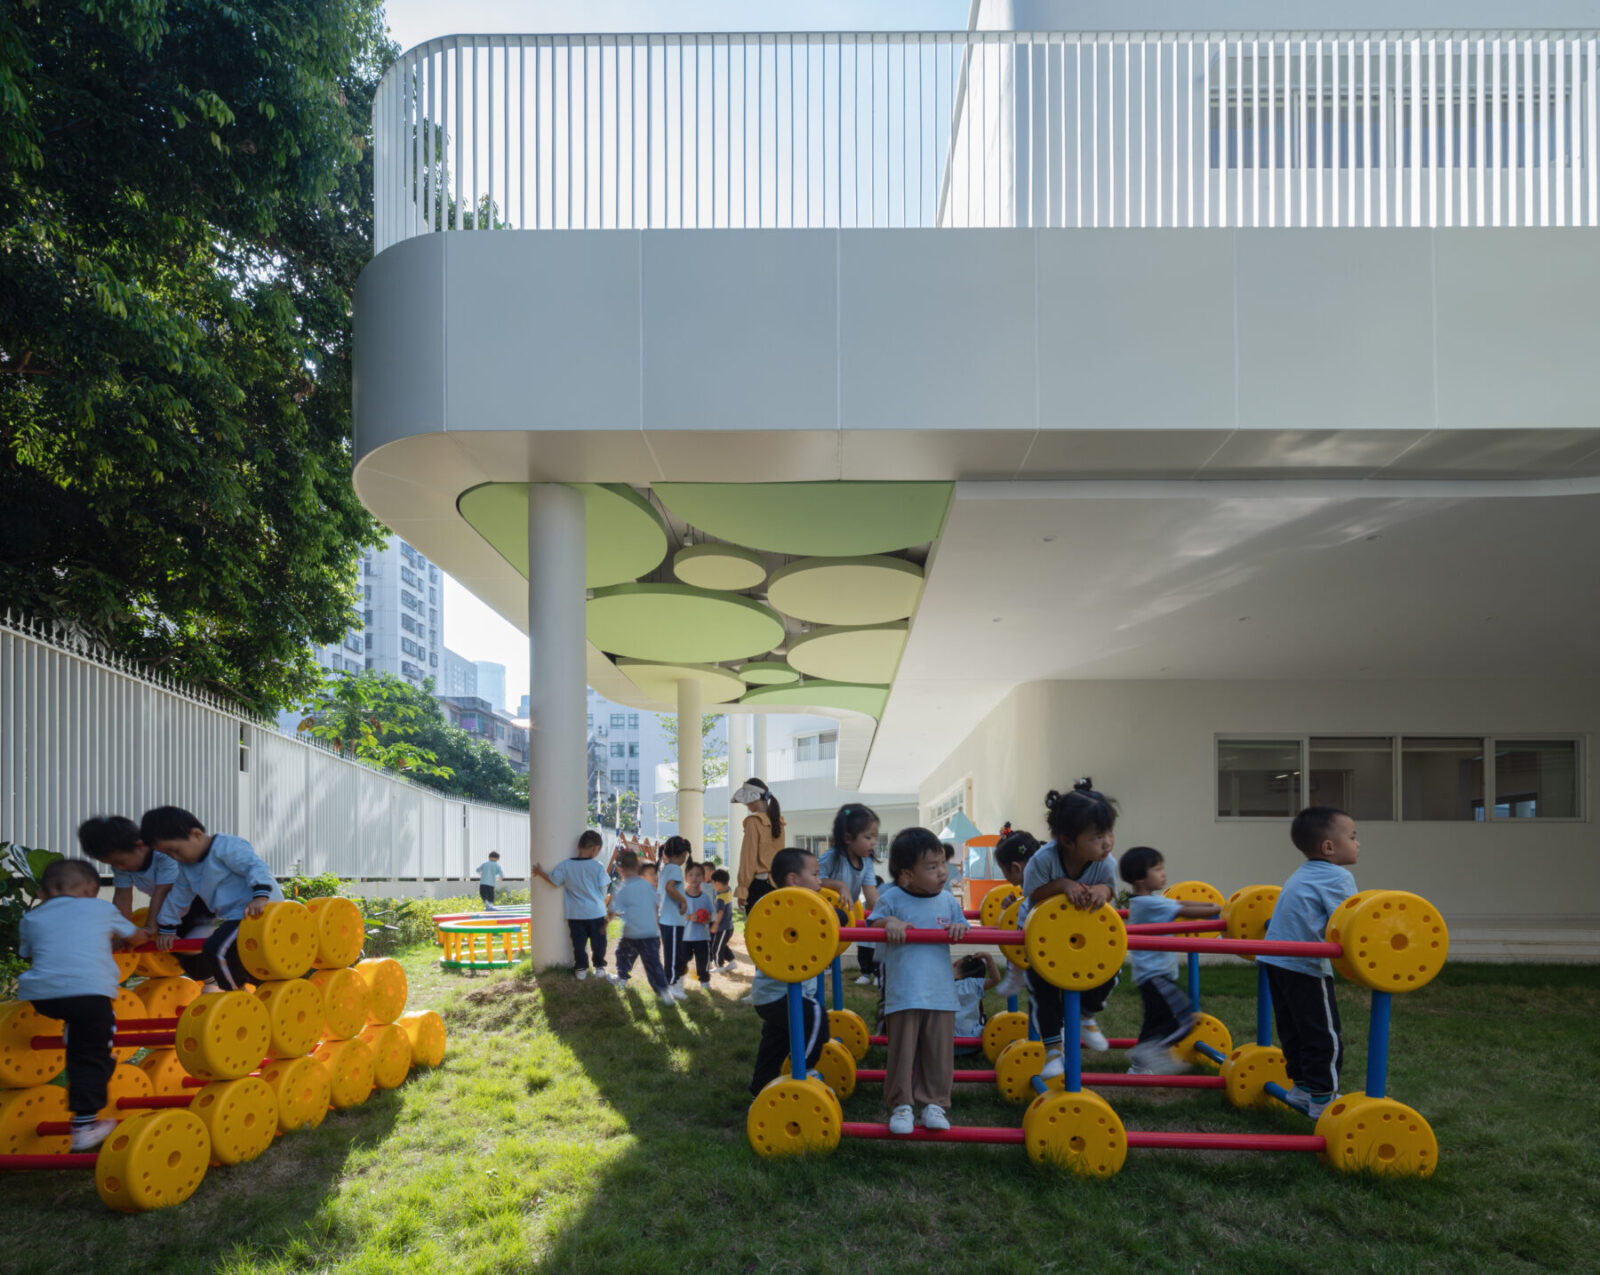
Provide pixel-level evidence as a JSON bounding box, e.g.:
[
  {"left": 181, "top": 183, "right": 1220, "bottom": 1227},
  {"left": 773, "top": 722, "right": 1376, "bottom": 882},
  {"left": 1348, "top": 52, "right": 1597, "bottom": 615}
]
[{"left": 372, "top": 28, "right": 1600, "bottom": 250}]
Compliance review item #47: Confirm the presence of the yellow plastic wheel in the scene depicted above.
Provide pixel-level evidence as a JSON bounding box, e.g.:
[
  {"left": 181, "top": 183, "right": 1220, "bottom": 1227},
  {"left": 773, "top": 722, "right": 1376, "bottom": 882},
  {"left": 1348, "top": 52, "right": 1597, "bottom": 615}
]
[
  {"left": 95, "top": 1110, "right": 211, "bottom": 1213},
  {"left": 237, "top": 900, "right": 318, "bottom": 982},
  {"left": 258, "top": 1056, "right": 332, "bottom": 1132},
  {"left": 174, "top": 991, "right": 272, "bottom": 1081},
  {"left": 111, "top": 987, "right": 145, "bottom": 1061},
  {"left": 1325, "top": 890, "right": 1386, "bottom": 982},
  {"left": 397, "top": 1011, "right": 447, "bottom": 1068},
  {"left": 994, "top": 1038, "right": 1057, "bottom": 1104},
  {"left": 979, "top": 886, "right": 1021, "bottom": 930},
  {"left": 307, "top": 896, "right": 366, "bottom": 969},
  {"left": 0, "top": 1001, "right": 65, "bottom": 1087},
  {"left": 355, "top": 957, "right": 409, "bottom": 1025},
  {"left": 189, "top": 1076, "right": 278, "bottom": 1166},
  {"left": 1337, "top": 892, "right": 1450, "bottom": 993},
  {"left": 1172, "top": 1012, "right": 1233, "bottom": 1066},
  {"left": 981, "top": 1010, "right": 1029, "bottom": 1063},
  {"left": 254, "top": 978, "right": 325, "bottom": 1059},
  {"left": 1022, "top": 1088, "right": 1127, "bottom": 1177},
  {"left": 309, "top": 967, "right": 369, "bottom": 1041},
  {"left": 1313, "top": 1091, "right": 1382, "bottom": 1166},
  {"left": 1163, "top": 880, "right": 1226, "bottom": 909},
  {"left": 1222, "top": 885, "right": 1282, "bottom": 961},
  {"left": 1319, "top": 1094, "right": 1438, "bottom": 1177},
  {"left": 113, "top": 950, "right": 141, "bottom": 983},
  {"left": 1024, "top": 899, "right": 1127, "bottom": 992},
  {"left": 129, "top": 907, "right": 186, "bottom": 978},
  {"left": 134, "top": 976, "right": 203, "bottom": 1021},
  {"left": 744, "top": 887, "right": 840, "bottom": 984},
  {"left": 827, "top": 1009, "right": 869, "bottom": 1063},
  {"left": 314, "top": 1037, "right": 376, "bottom": 1109},
  {"left": 1219, "top": 1043, "right": 1291, "bottom": 1110},
  {"left": 100, "top": 1061, "right": 154, "bottom": 1118},
  {"left": 359, "top": 1023, "right": 413, "bottom": 1090},
  {"left": 997, "top": 898, "right": 1029, "bottom": 970},
  {"left": 746, "top": 1076, "right": 841, "bottom": 1158},
  {"left": 0, "top": 1085, "right": 68, "bottom": 1155},
  {"left": 815, "top": 1038, "right": 857, "bottom": 1099},
  {"left": 137, "top": 1048, "right": 191, "bottom": 1097}
]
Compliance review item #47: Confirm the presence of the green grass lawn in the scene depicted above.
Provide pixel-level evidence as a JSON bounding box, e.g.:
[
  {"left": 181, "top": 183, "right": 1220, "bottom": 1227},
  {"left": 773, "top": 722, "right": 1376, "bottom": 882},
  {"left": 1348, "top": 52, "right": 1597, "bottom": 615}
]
[{"left": 3, "top": 939, "right": 1596, "bottom": 1274}]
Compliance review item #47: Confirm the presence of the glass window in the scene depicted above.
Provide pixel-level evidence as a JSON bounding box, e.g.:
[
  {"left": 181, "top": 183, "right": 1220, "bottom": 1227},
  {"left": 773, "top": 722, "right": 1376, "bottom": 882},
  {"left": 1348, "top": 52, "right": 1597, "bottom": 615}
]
[
  {"left": 611, "top": 743, "right": 625, "bottom": 758},
  {"left": 1491, "top": 740, "right": 1579, "bottom": 819},
  {"left": 586, "top": 714, "right": 593, "bottom": 727},
  {"left": 1216, "top": 739, "right": 1302, "bottom": 818},
  {"left": 628, "top": 769, "right": 640, "bottom": 787},
  {"left": 1309, "top": 737, "right": 1394, "bottom": 821},
  {"left": 819, "top": 731, "right": 838, "bottom": 761},
  {"left": 628, "top": 714, "right": 639, "bottom": 728},
  {"left": 610, "top": 769, "right": 626, "bottom": 784},
  {"left": 1400, "top": 738, "right": 1484, "bottom": 821},
  {"left": 796, "top": 735, "right": 818, "bottom": 763},
  {"left": 610, "top": 714, "right": 626, "bottom": 728},
  {"left": 628, "top": 743, "right": 639, "bottom": 758}
]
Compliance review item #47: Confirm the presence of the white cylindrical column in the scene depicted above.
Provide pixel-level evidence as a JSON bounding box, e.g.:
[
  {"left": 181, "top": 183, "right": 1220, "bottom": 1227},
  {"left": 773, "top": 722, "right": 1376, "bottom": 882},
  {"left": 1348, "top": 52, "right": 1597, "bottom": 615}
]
[
  {"left": 725, "top": 712, "right": 748, "bottom": 878},
  {"left": 676, "top": 676, "right": 704, "bottom": 855},
  {"left": 527, "top": 483, "right": 586, "bottom": 968},
  {"left": 753, "top": 714, "right": 768, "bottom": 778}
]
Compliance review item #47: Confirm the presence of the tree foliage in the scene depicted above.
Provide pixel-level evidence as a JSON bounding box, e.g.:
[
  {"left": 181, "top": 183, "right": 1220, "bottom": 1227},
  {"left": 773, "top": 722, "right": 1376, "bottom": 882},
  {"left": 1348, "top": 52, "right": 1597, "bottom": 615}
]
[
  {"left": 658, "top": 714, "right": 729, "bottom": 791},
  {"left": 0, "top": 0, "right": 395, "bottom": 712}
]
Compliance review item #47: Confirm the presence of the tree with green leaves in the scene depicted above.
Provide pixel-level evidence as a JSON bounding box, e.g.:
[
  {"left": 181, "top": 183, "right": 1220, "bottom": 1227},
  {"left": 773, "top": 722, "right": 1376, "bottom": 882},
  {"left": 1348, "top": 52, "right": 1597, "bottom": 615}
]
[
  {"left": 0, "top": 0, "right": 395, "bottom": 713},
  {"left": 658, "top": 714, "right": 729, "bottom": 793}
]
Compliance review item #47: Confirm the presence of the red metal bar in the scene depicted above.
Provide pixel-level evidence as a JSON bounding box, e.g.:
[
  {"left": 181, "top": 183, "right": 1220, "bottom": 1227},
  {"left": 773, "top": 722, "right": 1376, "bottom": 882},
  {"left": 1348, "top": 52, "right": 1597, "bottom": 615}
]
[
  {"left": 1085, "top": 1073, "right": 1226, "bottom": 1089},
  {"left": 1107, "top": 1038, "right": 1136, "bottom": 1049},
  {"left": 0, "top": 1154, "right": 99, "bottom": 1170},
  {"left": 30, "top": 1031, "right": 176, "bottom": 1050},
  {"left": 836, "top": 926, "right": 1339, "bottom": 958},
  {"left": 108, "top": 1017, "right": 181, "bottom": 1031},
  {"left": 1125, "top": 919, "right": 1225, "bottom": 934},
  {"left": 126, "top": 939, "right": 206, "bottom": 952},
  {"left": 866, "top": 1035, "right": 984, "bottom": 1047},
  {"left": 1126, "top": 1131, "right": 1325, "bottom": 1152},
  {"left": 854, "top": 1069, "right": 997, "bottom": 1083},
  {"left": 840, "top": 1122, "right": 1026, "bottom": 1144}
]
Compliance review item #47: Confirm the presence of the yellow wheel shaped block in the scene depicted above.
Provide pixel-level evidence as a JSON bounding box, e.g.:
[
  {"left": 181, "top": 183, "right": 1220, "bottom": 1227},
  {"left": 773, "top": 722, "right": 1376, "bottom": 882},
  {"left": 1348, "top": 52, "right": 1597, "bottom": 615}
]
[
  {"left": 113, "top": 950, "right": 140, "bottom": 983},
  {"left": 129, "top": 909, "right": 186, "bottom": 977},
  {"left": 1022, "top": 1088, "right": 1128, "bottom": 1177},
  {"left": 175, "top": 991, "right": 272, "bottom": 1081},
  {"left": 832, "top": 904, "right": 853, "bottom": 962},
  {"left": 0, "top": 1084, "right": 69, "bottom": 1155},
  {"left": 1025, "top": 899, "right": 1127, "bottom": 991},
  {"left": 1219, "top": 1043, "right": 1292, "bottom": 1110},
  {"left": 1319, "top": 1093, "right": 1439, "bottom": 1177},
  {"left": 982, "top": 1010, "right": 1029, "bottom": 1063},
  {"left": 358, "top": 1023, "right": 413, "bottom": 1090},
  {"left": 1337, "top": 892, "right": 1450, "bottom": 993},
  {"left": 254, "top": 978, "right": 325, "bottom": 1059},
  {"left": 818, "top": 886, "right": 843, "bottom": 912},
  {"left": 95, "top": 1110, "right": 211, "bottom": 1213},
  {"left": 1172, "top": 1013, "right": 1233, "bottom": 1067},
  {"left": 356, "top": 957, "right": 409, "bottom": 1025},
  {"left": 828, "top": 1009, "right": 869, "bottom": 1063},
  {"left": 1222, "top": 885, "right": 1282, "bottom": 962},
  {"left": 310, "top": 967, "right": 369, "bottom": 1041},
  {"left": 236, "top": 900, "right": 318, "bottom": 982},
  {"left": 314, "top": 1037, "right": 376, "bottom": 1109},
  {"left": 980, "top": 886, "right": 1022, "bottom": 930},
  {"left": 1325, "top": 890, "right": 1386, "bottom": 982},
  {"left": 258, "top": 1056, "right": 332, "bottom": 1132},
  {"left": 746, "top": 1076, "right": 841, "bottom": 1158},
  {"left": 994, "top": 1039, "right": 1057, "bottom": 1103},
  {"left": 134, "top": 976, "right": 203, "bottom": 1021},
  {"left": 1164, "top": 880, "right": 1226, "bottom": 909},
  {"left": 189, "top": 1076, "right": 278, "bottom": 1166},
  {"left": 0, "top": 1001, "right": 65, "bottom": 1087},
  {"left": 397, "top": 1011, "right": 447, "bottom": 1068},
  {"left": 100, "top": 1061, "right": 154, "bottom": 1118},
  {"left": 997, "top": 898, "right": 1029, "bottom": 970},
  {"left": 744, "top": 887, "right": 840, "bottom": 983},
  {"left": 815, "top": 1038, "right": 857, "bottom": 1099},
  {"left": 138, "top": 1049, "right": 191, "bottom": 1097},
  {"left": 307, "top": 896, "right": 366, "bottom": 969},
  {"left": 111, "top": 987, "right": 145, "bottom": 1060}
]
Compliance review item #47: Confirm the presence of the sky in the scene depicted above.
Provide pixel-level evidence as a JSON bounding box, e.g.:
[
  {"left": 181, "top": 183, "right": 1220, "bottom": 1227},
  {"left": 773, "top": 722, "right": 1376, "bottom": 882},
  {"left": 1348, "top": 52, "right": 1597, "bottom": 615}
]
[{"left": 413, "top": 2, "right": 971, "bottom": 713}]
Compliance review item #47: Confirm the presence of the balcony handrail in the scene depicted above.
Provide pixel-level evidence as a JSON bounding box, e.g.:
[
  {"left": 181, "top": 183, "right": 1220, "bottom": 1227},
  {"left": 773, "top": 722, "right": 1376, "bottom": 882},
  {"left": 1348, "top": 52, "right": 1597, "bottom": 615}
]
[{"left": 372, "top": 29, "right": 1600, "bottom": 247}]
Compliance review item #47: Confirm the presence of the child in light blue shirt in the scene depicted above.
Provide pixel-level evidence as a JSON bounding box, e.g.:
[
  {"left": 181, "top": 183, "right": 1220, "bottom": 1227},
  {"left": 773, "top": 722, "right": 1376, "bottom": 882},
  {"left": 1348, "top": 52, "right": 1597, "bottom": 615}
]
[
  {"left": 656, "top": 836, "right": 691, "bottom": 998},
  {"left": 533, "top": 830, "right": 611, "bottom": 981},
  {"left": 818, "top": 803, "right": 881, "bottom": 986},
  {"left": 476, "top": 853, "right": 505, "bottom": 908},
  {"left": 678, "top": 863, "right": 716, "bottom": 989},
  {"left": 747, "top": 849, "right": 830, "bottom": 1096},
  {"left": 870, "top": 827, "right": 968, "bottom": 1135},
  {"left": 1120, "top": 846, "right": 1222, "bottom": 1075},
  {"left": 608, "top": 850, "right": 672, "bottom": 1003}
]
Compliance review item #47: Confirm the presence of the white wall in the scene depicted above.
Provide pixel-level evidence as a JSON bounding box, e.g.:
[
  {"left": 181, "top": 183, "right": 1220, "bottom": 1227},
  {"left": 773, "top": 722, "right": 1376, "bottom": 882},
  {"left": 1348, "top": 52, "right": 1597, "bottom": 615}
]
[{"left": 919, "top": 678, "right": 1598, "bottom": 951}]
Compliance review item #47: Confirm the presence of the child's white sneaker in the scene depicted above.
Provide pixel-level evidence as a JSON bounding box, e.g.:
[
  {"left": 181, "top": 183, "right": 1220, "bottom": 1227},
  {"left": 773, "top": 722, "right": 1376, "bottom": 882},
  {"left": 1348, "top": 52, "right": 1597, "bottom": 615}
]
[
  {"left": 575, "top": 968, "right": 590, "bottom": 981},
  {"left": 657, "top": 990, "right": 678, "bottom": 1007},
  {"left": 1039, "top": 1048, "right": 1066, "bottom": 1080},
  {"left": 1129, "top": 1040, "right": 1187, "bottom": 1074},
  {"left": 605, "top": 973, "right": 627, "bottom": 986},
  {"left": 853, "top": 974, "right": 874, "bottom": 986},
  {"left": 888, "top": 1105, "right": 915, "bottom": 1135},
  {"left": 1080, "top": 1019, "right": 1109, "bottom": 1050},
  {"left": 920, "top": 1104, "right": 950, "bottom": 1132},
  {"left": 669, "top": 984, "right": 688, "bottom": 1000},
  {"left": 1283, "top": 1085, "right": 1338, "bottom": 1119},
  {"left": 69, "top": 1118, "right": 117, "bottom": 1152},
  {"left": 996, "top": 964, "right": 1026, "bottom": 998}
]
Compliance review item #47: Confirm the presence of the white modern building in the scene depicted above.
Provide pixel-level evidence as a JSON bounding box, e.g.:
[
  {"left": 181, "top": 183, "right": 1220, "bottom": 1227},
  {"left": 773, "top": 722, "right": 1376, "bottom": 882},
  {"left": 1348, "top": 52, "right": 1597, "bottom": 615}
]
[
  {"left": 353, "top": 1, "right": 1600, "bottom": 964},
  {"left": 441, "top": 648, "right": 509, "bottom": 712}
]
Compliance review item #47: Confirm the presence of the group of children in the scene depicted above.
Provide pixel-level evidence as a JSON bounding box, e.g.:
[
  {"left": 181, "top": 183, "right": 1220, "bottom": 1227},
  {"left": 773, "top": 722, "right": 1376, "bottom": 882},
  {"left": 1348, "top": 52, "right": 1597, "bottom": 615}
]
[{"left": 18, "top": 807, "right": 285, "bottom": 1150}]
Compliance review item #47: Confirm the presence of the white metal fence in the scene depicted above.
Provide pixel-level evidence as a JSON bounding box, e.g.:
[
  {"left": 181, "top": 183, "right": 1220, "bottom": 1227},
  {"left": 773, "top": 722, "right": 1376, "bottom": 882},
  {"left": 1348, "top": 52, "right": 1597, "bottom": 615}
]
[
  {"left": 0, "top": 614, "right": 530, "bottom": 880},
  {"left": 373, "top": 29, "right": 1600, "bottom": 247}
]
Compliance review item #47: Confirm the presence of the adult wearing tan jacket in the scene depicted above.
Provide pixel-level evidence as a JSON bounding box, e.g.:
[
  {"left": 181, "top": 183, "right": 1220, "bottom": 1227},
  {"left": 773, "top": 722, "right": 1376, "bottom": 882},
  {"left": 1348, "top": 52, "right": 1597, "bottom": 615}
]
[{"left": 733, "top": 778, "right": 786, "bottom": 912}]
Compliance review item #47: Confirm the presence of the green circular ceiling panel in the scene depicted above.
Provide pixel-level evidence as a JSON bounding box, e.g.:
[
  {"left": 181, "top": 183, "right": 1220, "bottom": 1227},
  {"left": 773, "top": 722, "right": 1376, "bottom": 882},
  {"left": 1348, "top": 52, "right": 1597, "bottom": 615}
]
[
  {"left": 672, "top": 543, "right": 768, "bottom": 591},
  {"left": 587, "top": 584, "right": 785, "bottom": 664},
  {"left": 457, "top": 482, "right": 668, "bottom": 589},
  {"left": 766, "top": 556, "right": 925, "bottom": 626},
  {"left": 740, "top": 681, "right": 890, "bottom": 720},
  {"left": 616, "top": 659, "right": 747, "bottom": 706},
  {"left": 786, "top": 623, "right": 908, "bottom": 684},
  {"left": 738, "top": 660, "right": 799, "bottom": 686},
  {"left": 654, "top": 482, "right": 952, "bottom": 556}
]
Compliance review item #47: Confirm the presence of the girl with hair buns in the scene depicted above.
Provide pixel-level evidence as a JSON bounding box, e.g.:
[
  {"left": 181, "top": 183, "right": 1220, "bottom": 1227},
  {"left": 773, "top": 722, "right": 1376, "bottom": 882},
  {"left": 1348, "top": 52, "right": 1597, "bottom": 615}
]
[
  {"left": 732, "top": 777, "right": 786, "bottom": 912},
  {"left": 819, "top": 803, "right": 881, "bottom": 985}
]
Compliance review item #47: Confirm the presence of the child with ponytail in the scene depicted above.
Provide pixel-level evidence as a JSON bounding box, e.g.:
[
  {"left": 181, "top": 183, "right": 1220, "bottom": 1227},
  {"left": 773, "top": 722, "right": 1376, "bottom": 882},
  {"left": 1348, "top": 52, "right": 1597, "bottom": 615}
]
[{"left": 818, "top": 803, "right": 881, "bottom": 985}]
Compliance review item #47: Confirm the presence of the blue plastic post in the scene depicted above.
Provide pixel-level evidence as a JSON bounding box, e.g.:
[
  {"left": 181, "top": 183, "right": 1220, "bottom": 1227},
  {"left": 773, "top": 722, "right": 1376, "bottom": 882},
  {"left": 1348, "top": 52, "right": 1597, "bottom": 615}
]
[
  {"left": 1064, "top": 991, "right": 1082, "bottom": 1093},
  {"left": 1366, "top": 990, "right": 1391, "bottom": 1099},
  {"left": 787, "top": 982, "right": 806, "bottom": 1081},
  {"left": 1187, "top": 950, "right": 1202, "bottom": 1014},
  {"left": 815, "top": 971, "right": 826, "bottom": 1004},
  {"left": 1256, "top": 965, "right": 1273, "bottom": 1047},
  {"left": 1192, "top": 1040, "right": 1228, "bottom": 1066},
  {"left": 831, "top": 956, "right": 843, "bottom": 1011},
  {"left": 1007, "top": 993, "right": 1019, "bottom": 1014}
]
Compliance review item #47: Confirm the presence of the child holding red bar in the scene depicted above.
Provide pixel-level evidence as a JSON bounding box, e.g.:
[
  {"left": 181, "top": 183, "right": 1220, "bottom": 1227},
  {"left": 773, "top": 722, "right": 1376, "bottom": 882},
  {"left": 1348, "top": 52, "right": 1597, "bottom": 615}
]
[
  {"left": 747, "top": 848, "right": 829, "bottom": 1095},
  {"left": 1120, "top": 846, "right": 1222, "bottom": 1074}
]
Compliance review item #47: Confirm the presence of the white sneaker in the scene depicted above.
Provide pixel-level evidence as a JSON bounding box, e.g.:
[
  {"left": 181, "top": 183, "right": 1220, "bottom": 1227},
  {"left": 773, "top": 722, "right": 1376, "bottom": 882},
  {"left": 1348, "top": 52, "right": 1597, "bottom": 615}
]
[
  {"left": 1129, "top": 1040, "right": 1187, "bottom": 1075},
  {"left": 888, "top": 1105, "right": 915, "bottom": 1135},
  {"left": 1284, "top": 1085, "right": 1338, "bottom": 1119},
  {"left": 669, "top": 984, "right": 688, "bottom": 1000},
  {"left": 1125, "top": 1065, "right": 1154, "bottom": 1076},
  {"left": 1039, "top": 1048, "right": 1065, "bottom": 1080},
  {"left": 575, "top": 968, "right": 590, "bottom": 981},
  {"left": 996, "top": 965, "right": 1026, "bottom": 998},
  {"left": 853, "top": 974, "right": 874, "bottom": 986},
  {"left": 605, "top": 973, "right": 627, "bottom": 986},
  {"left": 70, "top": 1118, "right": 117, "bottom": 1152},
  {"left": 1080, "top": 1019, "right": 1109, "bottom": 1051},
  {"left": 657, "top": 990, "right": 678, "bottom": 1006},
  {"left": 920, "top": 1104, "right": 950, "bottom": 1132}
]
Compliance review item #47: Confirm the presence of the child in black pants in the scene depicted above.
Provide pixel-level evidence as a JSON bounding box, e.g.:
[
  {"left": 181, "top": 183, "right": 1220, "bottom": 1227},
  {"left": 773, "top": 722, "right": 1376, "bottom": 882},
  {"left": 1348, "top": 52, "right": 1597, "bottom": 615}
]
[
  {"left": 676, "top": 862, "right": 714, "bottom": 989},
  {"left": 747, "top": 849, "right": 829, "bottom": 1095},
  {"left": 18, "top": 859, "right": 143, "bottom": 1150}
]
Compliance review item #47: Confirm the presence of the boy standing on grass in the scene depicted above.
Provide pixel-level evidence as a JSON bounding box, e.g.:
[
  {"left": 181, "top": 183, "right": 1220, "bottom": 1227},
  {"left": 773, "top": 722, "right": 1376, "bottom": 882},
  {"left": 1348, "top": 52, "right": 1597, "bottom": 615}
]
[
  {"left": 532, "top": 831, "right": 611, "bottom": 981},
  {"left": 747, "top": 848, "right": 829, "bottom": 1095},
  {"left": 608, "top": 850, "right": 672, "bottom": 1002},
  {"left": 476, "top": 851, "right": 505, "bottom": 909},
  {"left": 710, "top": 868, "right": 736, "bottom": 970},
  {"left": 1257, "top": 807, "right": 1361, "bottom": 1118}
]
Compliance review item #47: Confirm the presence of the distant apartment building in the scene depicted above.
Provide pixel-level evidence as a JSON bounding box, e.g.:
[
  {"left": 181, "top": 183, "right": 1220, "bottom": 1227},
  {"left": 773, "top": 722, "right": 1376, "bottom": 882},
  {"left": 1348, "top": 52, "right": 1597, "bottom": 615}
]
[
  {"left": 307, "top": 536, "right": 443, "bottom": 689},
  {"left": 439, "top": 695, "right": 529, "bottom": 772},
  {"left": 440, "top": 649, "right": 507, "bottom": 709}
]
